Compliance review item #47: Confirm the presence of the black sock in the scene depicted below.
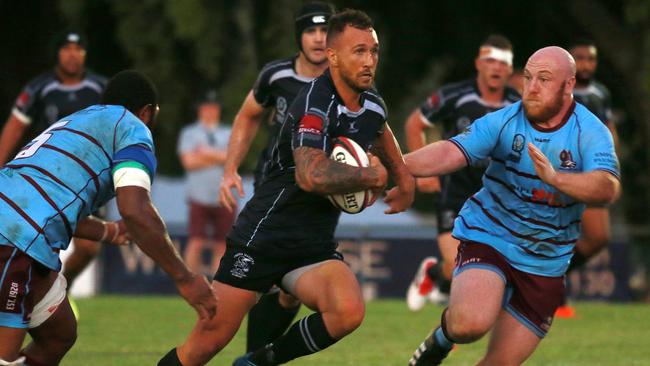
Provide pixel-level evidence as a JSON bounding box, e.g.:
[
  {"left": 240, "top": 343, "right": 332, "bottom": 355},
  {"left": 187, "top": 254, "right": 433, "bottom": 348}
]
[
  {"left": 438, "top": 278, "right": 451, "bottom": 294},
  {"left": 247, "top": 291, "right": 301, "bottom": 352},
  {"left": 567, "top": 251, "right": 589, "bottom": 273},
  {"left": 250, "top": 313, "right": 338, "bottom": 365},
  {"left": 425, "top": 261, "right": 443, "bottom": 282},
  {"left": 158, "top": 348, "right": 182, "bottom": 366}
]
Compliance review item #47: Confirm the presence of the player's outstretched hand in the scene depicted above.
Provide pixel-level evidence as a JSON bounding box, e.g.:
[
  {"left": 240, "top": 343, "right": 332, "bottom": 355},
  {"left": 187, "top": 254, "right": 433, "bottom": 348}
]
[
  {"left": 219, "top": 171, "right": 244, "bottom": 212},
  {"left": 383, "top": 178, "right": 416, "bottom": 214},
  {"left": 416, "top": 176, "right": 441, "bottom": 193},
  {"left": 527, "top": 143, "right": 557, "bottom": 186},
  {"left": 175, "top": 273, "right": 218, "bottom": 321}
]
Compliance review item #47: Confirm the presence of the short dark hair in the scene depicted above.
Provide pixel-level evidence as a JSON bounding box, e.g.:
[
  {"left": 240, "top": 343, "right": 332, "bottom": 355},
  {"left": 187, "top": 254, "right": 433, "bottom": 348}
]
[
  {"left": 326, "top": 9, "right": 374, "bottom": 47},
  {"left": 481, "top": 34, "right": 512, "bottom": 51},
  {"left": 569, "top": 38, "right": 597, "bottom": 51},
  {"left": 101, "top": 70, "right": 158, "bottom": 115}
]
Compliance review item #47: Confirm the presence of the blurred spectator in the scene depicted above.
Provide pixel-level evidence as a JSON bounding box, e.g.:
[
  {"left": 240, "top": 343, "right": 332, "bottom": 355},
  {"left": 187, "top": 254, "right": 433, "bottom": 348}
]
[
  {"left": 0, "top": 28, "right": 107, "bottom": 308},
  {"left": 177, "top": 90, "right": 233, "bottom": 274}
]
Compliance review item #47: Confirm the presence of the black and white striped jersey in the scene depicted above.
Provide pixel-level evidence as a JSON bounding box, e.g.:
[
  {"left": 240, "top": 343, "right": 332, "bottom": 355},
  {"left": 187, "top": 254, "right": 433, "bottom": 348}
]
[
  {"left": 229, "top": 69, "right": 387, "bottom": 249},
  {"left": 11, "top": 70, "right": 106, "bottom": 136},
  {"left": 252, "top": 56, "right": 314, "bottom": 184},
  {"left": 573, "top": 80, "right": 612, "bottom": 125}
]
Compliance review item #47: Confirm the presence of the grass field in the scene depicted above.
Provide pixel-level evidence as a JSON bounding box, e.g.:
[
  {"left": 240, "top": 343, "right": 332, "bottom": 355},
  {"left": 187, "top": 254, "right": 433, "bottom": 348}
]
[{"left": 56, "top": 296, "right": 650, "bottom": 365}]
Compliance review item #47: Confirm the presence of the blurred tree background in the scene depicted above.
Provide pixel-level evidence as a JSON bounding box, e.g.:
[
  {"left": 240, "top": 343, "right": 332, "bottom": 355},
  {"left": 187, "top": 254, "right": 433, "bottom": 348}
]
[{"left": 0, "top": 0, "right": 648, "bottom": 235}]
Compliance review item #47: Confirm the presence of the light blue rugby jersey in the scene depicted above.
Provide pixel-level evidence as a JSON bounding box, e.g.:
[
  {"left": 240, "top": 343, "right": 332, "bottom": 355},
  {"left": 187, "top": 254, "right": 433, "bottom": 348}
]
[
  {"left": 449, "top": 101, "right": 619, "bottom": 277},
  {"left": 0, "top": 105, "right": 156, "bottom": 271}
]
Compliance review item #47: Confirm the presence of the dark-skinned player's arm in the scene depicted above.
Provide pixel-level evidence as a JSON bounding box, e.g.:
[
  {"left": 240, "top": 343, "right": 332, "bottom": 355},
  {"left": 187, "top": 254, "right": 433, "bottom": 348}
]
[
  {"left": 219, "top": 91, "right": 265, "bottom": 211},
  {"left": 116, "top": 186, "right": 217, "bottom": 320},
  {"left": 371, "top": 123, "right": 415, "bottom": 214},
  {"left": 75, "top": 216, "right": 130, "bottom": 246},
  {"left": 293, "top": 145, "right": 388, "bottom": 196},
  {"left": 0, "top": 114, "right": 29, "bottom": 165}
]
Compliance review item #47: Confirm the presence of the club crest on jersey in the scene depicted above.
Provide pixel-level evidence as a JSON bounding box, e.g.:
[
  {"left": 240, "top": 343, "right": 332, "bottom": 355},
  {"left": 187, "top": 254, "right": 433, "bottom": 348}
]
[
  {"left": 230, "top": 253, "right": 255, "bottom": 279},
  {"left": 559, "top": 149, "right": 577, "bottom": 169},
  {"left": 276, "top": 96, "right": 287, "bottom": 115},
  {"left": 507, "top": 134, "right": 525, "bottom": 163},
  {"left": 456, "top": 116, "right": 471, "bottom": 131}
]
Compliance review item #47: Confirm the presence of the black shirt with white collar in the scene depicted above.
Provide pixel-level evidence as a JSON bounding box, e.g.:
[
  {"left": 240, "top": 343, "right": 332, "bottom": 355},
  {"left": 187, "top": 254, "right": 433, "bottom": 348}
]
[{"left": 230, "top": 69, "right": 387, "bottom": 250}]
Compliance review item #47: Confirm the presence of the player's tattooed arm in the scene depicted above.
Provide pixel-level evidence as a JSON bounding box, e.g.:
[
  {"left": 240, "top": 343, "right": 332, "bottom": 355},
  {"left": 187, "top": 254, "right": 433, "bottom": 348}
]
[
  {"left": 371, "top": 123, "right": 416, "bottom": 191},
  {"left": 294, "top": 146, "right": 387, "bottom": 195},
  {"left": 372, "top": 123, "right": 416, "bottom": 213}
]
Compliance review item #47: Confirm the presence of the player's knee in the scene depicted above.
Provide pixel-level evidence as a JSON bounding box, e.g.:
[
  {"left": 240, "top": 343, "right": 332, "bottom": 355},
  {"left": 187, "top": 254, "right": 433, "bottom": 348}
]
[
  {"left": 330, "top": 299, "right": 365, "bottom": 336},
  {"left": 445, "top": 310, "right": 490, "bottom": 343}
]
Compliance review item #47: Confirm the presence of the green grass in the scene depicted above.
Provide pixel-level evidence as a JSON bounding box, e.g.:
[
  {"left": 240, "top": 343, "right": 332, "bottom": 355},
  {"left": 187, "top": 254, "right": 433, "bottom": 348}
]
[{"left": 56, "top": 296, "right": 650, "bottom": 365}]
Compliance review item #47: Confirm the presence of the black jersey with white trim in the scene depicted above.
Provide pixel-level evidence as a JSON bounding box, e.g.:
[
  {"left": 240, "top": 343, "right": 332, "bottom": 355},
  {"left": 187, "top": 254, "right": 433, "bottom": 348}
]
[
  {"left": 252, "top": 56, "right": 315, "bottom": 183},
  {"left": 230, "top": 70, "right": 387, "bottom": 249},
  {"left": 573, "top": 80, "right": 612, "bottom": 125},
  {"left": 12, "top": 70, "right": 107, "bottom": 135},
  {"left": 419, "top": 79, "right": 520, "bottom": 207}
]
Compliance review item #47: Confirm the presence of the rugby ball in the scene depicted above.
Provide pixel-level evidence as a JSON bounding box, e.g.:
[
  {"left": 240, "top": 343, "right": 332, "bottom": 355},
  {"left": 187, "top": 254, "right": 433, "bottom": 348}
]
[{"left": 327, "top": 137, "right": 374, "bottom": 214}]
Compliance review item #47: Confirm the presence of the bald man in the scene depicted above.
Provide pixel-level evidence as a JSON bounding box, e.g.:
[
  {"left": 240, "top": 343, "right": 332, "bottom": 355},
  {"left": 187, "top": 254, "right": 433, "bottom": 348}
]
[{"left": 396, "top": 46, "right": 620, "bottom": 365}]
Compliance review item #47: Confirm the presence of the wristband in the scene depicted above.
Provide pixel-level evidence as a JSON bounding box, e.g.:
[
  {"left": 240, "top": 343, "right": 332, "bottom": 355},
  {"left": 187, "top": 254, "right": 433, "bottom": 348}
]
[{"left": 99, "top": 222, "right": 109, "bottom": 242}]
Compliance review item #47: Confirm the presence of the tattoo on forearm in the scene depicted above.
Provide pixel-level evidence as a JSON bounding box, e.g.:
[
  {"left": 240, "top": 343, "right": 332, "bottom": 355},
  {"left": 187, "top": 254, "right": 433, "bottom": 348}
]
[{"left": 294, "top": 147, "right": 378, "bottom": 194}]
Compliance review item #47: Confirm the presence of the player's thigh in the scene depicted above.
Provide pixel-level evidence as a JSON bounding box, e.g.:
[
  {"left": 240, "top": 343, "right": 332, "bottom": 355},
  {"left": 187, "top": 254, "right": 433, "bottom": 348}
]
[
  {"left": 479, "top": 310, "right": 542, "bottom": 366},
  {"left": 289, "top": 260, "right": 363, "bottom": 313},
  {"left": 0, "top": 249, "right": 58, "bottom": 358},
  {"left": 580, "top": 207, "right": 611, "bottom": 245},
  {"left": 448, "top": 268, "right": 505, "bottom": 330},
  {"left": 437, "top": 232, "right": 460, "bottom": 265}
]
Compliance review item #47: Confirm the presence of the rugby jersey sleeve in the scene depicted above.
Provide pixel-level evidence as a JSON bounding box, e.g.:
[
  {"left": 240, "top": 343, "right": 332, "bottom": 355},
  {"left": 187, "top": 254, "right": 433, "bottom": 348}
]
[
  {"left": 252, "top": 62, "right": 276, "bottom": 108},
  {"left": 448, "top": 112, "right": 502, "bottom": 166},
  {"left": 112, "top": 112, "right": 157, "bottom": 186},
  {"left": 581, "top": 120, "right": 620, "bottom": 179},
  {"left": 418, "top": 89, "right": 453, "bottom": 126},
  {"left": 11, "top": 77, "right": 44, "bottom": 125},
  {"left": 291, "top": 82, "right": 330, "bottom": 151}
]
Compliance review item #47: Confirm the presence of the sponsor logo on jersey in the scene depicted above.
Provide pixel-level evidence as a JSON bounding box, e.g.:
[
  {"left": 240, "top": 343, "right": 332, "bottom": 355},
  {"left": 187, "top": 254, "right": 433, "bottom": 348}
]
[
  {"left": 559, "top": 149, "right": 577, "bottom": 169},
  {"left": 298, "top": 114, "right": 323, "bottom": 135},
  {"left": 230, "top": 253, "right": 255, "bottom": 279},
  {"left": 348, "top": 119, "right": 359, "bottom": 133},
  {"left": 507, "top": 134, "right": 525, "bottom": 163}
]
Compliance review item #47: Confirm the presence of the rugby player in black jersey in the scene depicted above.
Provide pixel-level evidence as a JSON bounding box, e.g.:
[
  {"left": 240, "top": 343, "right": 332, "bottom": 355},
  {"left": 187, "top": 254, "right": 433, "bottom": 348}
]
[
  {"left": 218, "top": 2, "right": 335, "bottom": 353},
  {"left": 159, "top": 9, "right": 415, "bottom": 366},
  {"left": 0, "top": 29, "right": 108, "bottom": 318},
  {"left": 404, "top": 35, "right": 519, "bottom": 311}
]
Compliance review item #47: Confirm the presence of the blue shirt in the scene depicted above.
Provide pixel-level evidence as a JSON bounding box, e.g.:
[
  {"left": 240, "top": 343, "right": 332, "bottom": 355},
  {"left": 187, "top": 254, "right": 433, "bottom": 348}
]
[
  {"left": 450, "top": 101, "right": 619, "bottom": 276},
  {"left": 0, "top": 105, "right": 156, "bottom": 271},
  {"left": 177, "top": 122, "right": 231, "bottom": 206}
]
